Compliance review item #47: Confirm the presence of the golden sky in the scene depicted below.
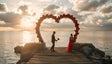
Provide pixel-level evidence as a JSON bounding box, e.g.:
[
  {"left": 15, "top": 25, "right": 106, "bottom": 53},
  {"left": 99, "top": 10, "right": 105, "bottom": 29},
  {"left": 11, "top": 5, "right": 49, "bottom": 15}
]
[{"left": 0, "top": 0, "right": 112, "bottom": 31}]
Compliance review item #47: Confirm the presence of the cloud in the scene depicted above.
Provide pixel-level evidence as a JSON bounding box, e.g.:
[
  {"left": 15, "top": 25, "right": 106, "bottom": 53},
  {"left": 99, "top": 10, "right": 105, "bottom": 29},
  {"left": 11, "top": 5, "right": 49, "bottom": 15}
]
[
  {"left": 42, "top": 5, "right": 82, "bottom": 29},
  {"left": 0, "top": 5, "right": 30, "bottom": 27},
  {"left": 44, "top": 4, "right": 59, "bottom": 11},
  {"left": 43, "top": 4, "right": 75, "bottom": 16},
  {"left": 43, "top": 4, "right": 85, "bottom": 28},
  {"left": 0, "top": 3, "right": 8, "bottom": 12},
  {"left": 18, "top": 5, "right": 36, "bottom": 16},
  {"left": 102, "top": 23, "right": 112, "bottom": 30},
  {"left": 18, "top": 5, "right": 28, "bottom": 13},
  {"left": 43, "top": 4, "right": 72, "bottom": 16},
  {"left": 69, "top": 0, "right": 108, "bottom": 11},
  {"left": 68, "top": 0, "right": 112, "bottom": 30},
  {"left": 0, "top": 4, "right": 36, "bottom": 28},
  {"left": 18, "top": 5, "right": 30, "bottom": 16},
  {"left": 42, "top": 1, "right": 112, "bottom": 30},
  {"left": 0, "top": 1, "right": 112, "bottom": 31},
  {"left": 80, "top": 12, "right": 112, "bottom": 30},
  {"left": 100, "top": 3, "right": 112, "bottom": 14},
  {"left": 67, "top": 9, "right": 82, "bottom": 20},
  {"left": 43, "top": 4, "right": 62, "bottom": 15},
  {"left": 0, "top": 12, "right": 22, "bottom": 26}
]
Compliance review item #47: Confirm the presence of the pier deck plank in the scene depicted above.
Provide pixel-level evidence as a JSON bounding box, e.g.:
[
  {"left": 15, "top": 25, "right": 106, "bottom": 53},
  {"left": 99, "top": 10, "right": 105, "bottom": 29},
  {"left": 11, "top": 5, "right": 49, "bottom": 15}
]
[{"left": 26, "top": 47, "right": 94, "bottom": 64}]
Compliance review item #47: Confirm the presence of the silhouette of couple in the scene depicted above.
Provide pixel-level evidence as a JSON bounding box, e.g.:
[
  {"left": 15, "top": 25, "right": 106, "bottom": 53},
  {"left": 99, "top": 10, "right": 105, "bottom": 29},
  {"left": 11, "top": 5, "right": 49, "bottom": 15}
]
[{"left": 50, "top": 31, "right": 74, "bottom": 52}]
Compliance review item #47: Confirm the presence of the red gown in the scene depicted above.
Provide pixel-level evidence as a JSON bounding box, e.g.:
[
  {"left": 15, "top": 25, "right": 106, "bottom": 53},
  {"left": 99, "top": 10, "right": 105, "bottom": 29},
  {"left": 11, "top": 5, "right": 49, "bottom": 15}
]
[{"left": 66, "top": 39, "right": 73, "bottom": 52}]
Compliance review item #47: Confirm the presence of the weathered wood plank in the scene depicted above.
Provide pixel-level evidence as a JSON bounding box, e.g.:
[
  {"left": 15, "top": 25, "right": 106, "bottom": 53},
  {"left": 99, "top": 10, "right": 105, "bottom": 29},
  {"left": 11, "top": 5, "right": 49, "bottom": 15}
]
[
  {"left": 26, "top": 47, "right": 94, "bottom": 64},
  {"left": 27, "top": 62, "right": 93, "bottom": 64}
]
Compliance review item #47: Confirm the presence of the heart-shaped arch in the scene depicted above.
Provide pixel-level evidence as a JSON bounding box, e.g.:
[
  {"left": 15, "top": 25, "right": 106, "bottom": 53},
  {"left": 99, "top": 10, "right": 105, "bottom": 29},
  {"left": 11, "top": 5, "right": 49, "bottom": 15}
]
[{"left": 35, "top": 14, "right": 80, "bottom": 43}]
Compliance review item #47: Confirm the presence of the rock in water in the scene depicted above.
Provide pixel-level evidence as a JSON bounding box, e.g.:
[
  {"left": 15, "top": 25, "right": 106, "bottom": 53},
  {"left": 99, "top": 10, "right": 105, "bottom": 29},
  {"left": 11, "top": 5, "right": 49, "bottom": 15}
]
[
  {"left": 82, "top": 46, "right": 92, "bottom": 56},
  {"left": 14, "top": 46, "right": 23, "bottom": 54}
]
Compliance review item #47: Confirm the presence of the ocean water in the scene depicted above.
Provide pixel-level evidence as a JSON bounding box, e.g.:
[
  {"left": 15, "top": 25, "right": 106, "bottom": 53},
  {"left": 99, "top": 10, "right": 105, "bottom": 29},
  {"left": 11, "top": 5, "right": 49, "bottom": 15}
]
[{"left": 0, "top": 30, "right": 112, "bottom": 64}]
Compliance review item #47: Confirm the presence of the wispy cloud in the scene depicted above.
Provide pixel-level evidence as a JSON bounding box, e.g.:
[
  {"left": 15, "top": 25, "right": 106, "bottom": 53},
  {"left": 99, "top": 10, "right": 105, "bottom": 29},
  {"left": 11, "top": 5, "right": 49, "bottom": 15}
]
[
  {"left": 69, "top": 0, "right": 108, "bottom": 11},
  {"left": 100, "top": 3, "right": 112, "bottom": 14}
]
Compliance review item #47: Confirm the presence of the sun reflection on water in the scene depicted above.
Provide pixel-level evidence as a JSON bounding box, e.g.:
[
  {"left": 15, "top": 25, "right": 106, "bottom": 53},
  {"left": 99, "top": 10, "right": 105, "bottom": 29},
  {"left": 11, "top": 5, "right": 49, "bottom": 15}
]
[{"left": 22, "top": 31, "right": 32, "bottom": 46}]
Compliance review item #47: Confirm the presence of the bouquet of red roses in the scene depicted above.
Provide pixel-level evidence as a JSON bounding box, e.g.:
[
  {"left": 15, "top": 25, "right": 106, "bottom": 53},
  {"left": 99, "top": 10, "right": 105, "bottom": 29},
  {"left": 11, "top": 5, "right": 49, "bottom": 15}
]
[{"left": 57, "top": 38, "right": 60, "bottom": 40}]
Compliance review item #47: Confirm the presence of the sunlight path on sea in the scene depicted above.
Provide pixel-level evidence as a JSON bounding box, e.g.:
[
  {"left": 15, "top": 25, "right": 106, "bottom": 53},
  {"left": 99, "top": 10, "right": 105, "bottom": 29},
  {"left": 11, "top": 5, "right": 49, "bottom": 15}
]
[{"left": 22, "top": 31, "right": 39, "bottom": 46}]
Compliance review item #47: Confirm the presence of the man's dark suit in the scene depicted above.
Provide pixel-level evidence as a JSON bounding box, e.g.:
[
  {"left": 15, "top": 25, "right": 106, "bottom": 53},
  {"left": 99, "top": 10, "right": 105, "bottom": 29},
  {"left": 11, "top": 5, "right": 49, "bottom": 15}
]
[{"left": 50, "top": 32, "right": 56, "bottom": 51}]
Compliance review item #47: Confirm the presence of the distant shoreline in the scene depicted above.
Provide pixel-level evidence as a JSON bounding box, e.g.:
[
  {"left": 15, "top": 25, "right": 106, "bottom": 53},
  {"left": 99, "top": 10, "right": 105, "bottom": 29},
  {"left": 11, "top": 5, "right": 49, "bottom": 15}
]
[{"left": 40, "top": 28, "right": 75, "bottom": 31}]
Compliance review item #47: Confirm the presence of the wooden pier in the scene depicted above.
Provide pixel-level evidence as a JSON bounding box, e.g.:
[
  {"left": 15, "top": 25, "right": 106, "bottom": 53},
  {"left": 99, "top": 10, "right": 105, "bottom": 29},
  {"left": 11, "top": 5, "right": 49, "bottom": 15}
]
[{"left": 26, "top": 47, "right": 94, "bottom": 64}]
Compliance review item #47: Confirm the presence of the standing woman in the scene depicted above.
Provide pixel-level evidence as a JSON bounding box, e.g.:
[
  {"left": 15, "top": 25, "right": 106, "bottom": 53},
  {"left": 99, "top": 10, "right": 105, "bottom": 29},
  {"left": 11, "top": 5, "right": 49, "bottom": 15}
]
[{"left": 66, "top": 34, "right": 74, "bottom": 52}]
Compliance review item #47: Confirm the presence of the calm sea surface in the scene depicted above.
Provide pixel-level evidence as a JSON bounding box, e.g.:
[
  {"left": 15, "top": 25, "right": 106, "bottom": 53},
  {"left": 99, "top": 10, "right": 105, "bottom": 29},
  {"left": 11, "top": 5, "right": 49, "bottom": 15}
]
[{"left": 0, "top": 31, "right": 112, "bottom": 64}]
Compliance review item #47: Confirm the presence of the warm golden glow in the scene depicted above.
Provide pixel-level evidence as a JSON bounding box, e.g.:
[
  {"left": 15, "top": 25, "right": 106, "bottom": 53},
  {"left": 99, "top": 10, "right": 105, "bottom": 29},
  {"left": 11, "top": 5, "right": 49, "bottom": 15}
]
[
  {"left": 22, "top": 31, "right": 31, "bottom": 46},
  {"left": 21, "top": 16, "right": 35, "bottom": 28}
]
